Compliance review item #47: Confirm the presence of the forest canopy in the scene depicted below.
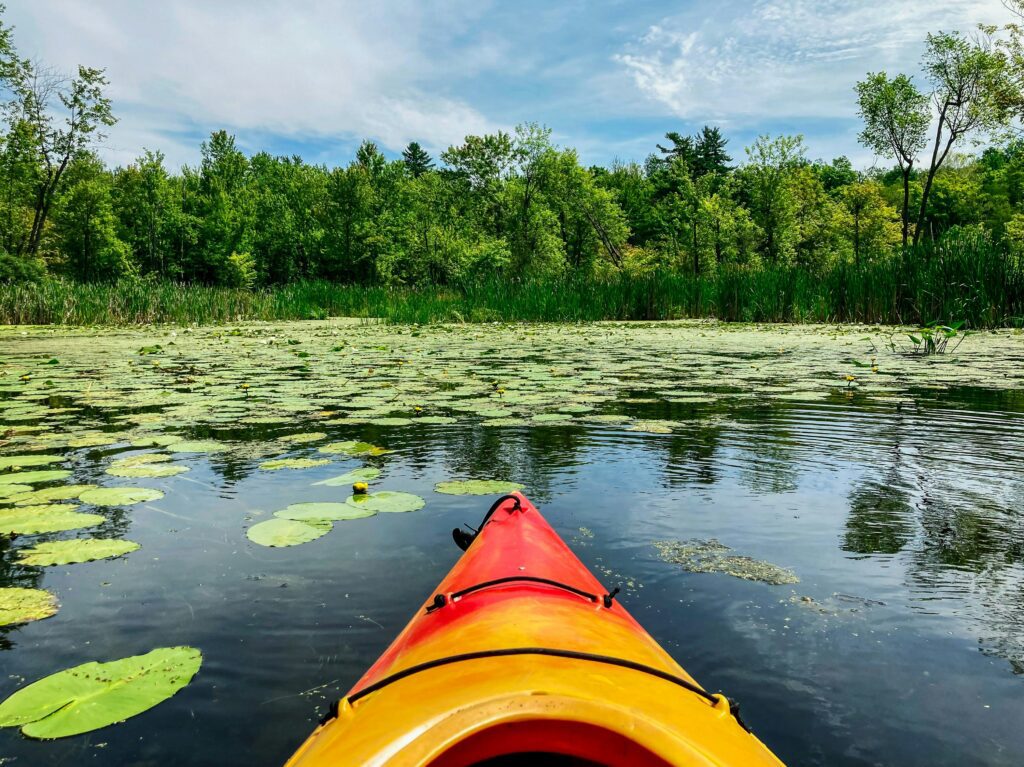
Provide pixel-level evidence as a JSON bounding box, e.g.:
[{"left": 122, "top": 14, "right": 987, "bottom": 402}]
[{"left": 3, "top": 7, "right": 1024, "bottom": 289}]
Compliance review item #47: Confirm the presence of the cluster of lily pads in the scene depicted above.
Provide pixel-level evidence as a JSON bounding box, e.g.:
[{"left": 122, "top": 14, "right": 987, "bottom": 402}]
[{"left": 0, "top": 319, "right": 1020, "bottom": 740}]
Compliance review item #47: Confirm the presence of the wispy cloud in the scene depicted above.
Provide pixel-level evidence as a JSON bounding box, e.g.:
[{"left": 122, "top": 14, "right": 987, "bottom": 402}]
[
  {"left": 5, "top": 0, "right": 501, "bottom": 168},
  {"left": 614, "top": 0, "right": 1016, "bottom": 125}
]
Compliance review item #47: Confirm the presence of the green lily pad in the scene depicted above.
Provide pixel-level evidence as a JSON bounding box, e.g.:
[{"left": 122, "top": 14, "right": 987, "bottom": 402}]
[
  {"left": 8, "top": 485, "right": 98, "bottom": 505},
  {"left": 258, "top": 458, "right": 332, "bottom": 471},
  {"left": 0, "top": 646, "right": 202, "bottom": 739},
  {"left": 0, "top": 455, "right": 63, "bottom": 470},
  {"left": 0, "top": 508, "right": 104, "bottom": 535},
  {"left": 106, "top": 464, "right": 189, "bottom": 479},
  {"left": 109, "top": 453, "right": 172, "bottom": 468},
  {"left": 367, "top": 417, "right": 413, "bottom": 427},
  {"left": 165, "top": 440, "right": 228, "bottom": 454},
  {"left": 345, "top": 491, "right": 425, "bottom": 514},
  {"left": 246, "top": 518, "right": 331, "bottom": 547},
  {"left": 276, "top": 432, "right": 327, "bottom": 444},
  {"left": 531, "top": 413, "right": 572, "bottom": 423},
  {"left": 628, "top": 420, "right": 678, "bottom": 434},
  {"left": 414, "top": 416, "right": 458, "bottom": 425},
  {"left": 318, "top": 441, "right": 389, "bottom": 457},
  {"left": 0, "top": 588, "right": 58, "bottom": 626},
  {"left": 79, "top": 487, "right": 164, "bottom": 507},
  {"left": 275, "top": 502, "right": 376, "bottom": 522},
  {"left": 313, "top": 468, "right": 381, "bottom": 486},
  {"left": 129, "top": 435, "right": 181, "bottom": 447},
  {"left": 0, "top": 470, "right": 72, "bottom": 486},
  {"left": 434, "top": 480, "right": 524, "bottom": 496},
  {"left": 67, "top": 435, "right": 121, "bottom": 449},
  {"left": 0, "top": 484, "right": 32, "bottom": 498},
  {"left": 16, "top": 539, "right": 141, "bottom": 566}
]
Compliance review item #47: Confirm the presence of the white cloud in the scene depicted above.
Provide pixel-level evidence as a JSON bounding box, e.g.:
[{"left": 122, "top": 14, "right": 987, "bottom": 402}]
[
  {"left": 5, "top": 0, "right": 502, "bottom": 166},
  {"left": 614, "top": 0, "right": 1018, "bottom": 125}
]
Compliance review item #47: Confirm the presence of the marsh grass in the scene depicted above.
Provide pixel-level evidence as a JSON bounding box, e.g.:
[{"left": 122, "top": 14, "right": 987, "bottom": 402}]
[{"left": 3, "top": 233, "right": 1022, "bottom": 327}]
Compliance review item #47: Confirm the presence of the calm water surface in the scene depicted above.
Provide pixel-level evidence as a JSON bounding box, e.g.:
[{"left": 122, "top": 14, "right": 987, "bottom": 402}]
[{"left": 2, "top": 386, "right": 1024, "bottom": 765}]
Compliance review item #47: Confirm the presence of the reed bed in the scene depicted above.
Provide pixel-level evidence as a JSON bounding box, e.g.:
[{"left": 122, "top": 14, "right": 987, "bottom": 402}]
[{"left": 2, "top": 234, "right": 1022, "bottom": 327}]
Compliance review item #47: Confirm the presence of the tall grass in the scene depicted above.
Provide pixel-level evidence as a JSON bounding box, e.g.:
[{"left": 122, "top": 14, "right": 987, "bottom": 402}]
[{"left": 2, "top": 233, "right": 1022, "bottom": 327}]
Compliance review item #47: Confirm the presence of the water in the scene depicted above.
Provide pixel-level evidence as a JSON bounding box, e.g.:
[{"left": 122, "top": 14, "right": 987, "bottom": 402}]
[{"left": 1, "top": 323, "right": 1023, "bottom": 766}]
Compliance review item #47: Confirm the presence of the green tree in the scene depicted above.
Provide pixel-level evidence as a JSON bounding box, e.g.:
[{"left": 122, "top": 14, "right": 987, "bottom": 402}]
[
  {"left": 693, "top": 126, "right": 732, "bottom": 178},
  {"left": 401, "top": 141, "right": 434, "bottom": 178},
  {"left": 0, "top": 9, "right": 115, "bottom": 259},
  {"left": 855, "top": 72, "right": 930, "bottom": 246},
  {"left": 913, "top": 31, "right": 1013, "bottom": 245},
  {"left": 112, "top": 150, "right": 174, "bottom": 276},
  {"left": 740, "top": 134, "right": 806, "bottom": 263},
  {"left": 838, "top": 181, "right": 900, "bottom": 266},
  {"left": 51, "top": 153, "right": 132, "bottom": 281}
]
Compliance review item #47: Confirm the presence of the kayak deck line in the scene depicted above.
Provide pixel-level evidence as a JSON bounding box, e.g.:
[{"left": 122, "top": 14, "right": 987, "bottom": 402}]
[
  {"left": 339, "top": 645, "right": 748, "bottom": 729},
  {"left": 285, "top": 492, "right": 787, "bottom": 766},
  {"left": 425, "top": 575, "right": 608, "bottom": 612}
]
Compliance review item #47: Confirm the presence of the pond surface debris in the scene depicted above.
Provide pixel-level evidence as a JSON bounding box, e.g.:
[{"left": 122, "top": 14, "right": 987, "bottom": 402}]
[{"left": 654, "top": 538, "right": 799, "bottom": 586}]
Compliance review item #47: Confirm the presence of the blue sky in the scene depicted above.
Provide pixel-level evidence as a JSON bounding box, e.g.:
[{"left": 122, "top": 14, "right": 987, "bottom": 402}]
[{"left": 6, "top": 0, "right": 1018, "bottom": 171}]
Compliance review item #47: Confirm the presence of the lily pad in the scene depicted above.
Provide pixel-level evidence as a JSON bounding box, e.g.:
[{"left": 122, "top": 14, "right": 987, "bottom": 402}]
[
  {"left": 414, "top": 416, "right": 458, "bottom": 425},
  {"left": 16, "top": 539, "right": 141, "bottom": 566},
  {"left": 0, "top": 646, "right": 202, "bottom": 739},
  {"left": 0, "top": 455, "right": 63, "bottom": 470},
  {"left": 345, "top": 491, "right": 425, "bottom": 514},
  {"left": 0, "top": 470, "right": 72, "bottom": 486},
  {"left": 8, "top": 485, "right": 98, "bottom": 505},
  {"left": 434, "top": 480, "right": 524, "bottom": 496},
  {"left": 79, "top": 487, "right": 164, "bottom": 507},
  {"left": 367, "top": 417, "right": 413, "bottom": 427},
  {"left": 313, "top": 468, "right": 381, "bottom": 486},
  {"left": 165, "top": 440, "right": 228, "bottom": 454},
  {"left": 0, "top": 508, "right": 104, "bottom": 535},
  {"left": 0, "top": 588, "right": 58, "bottom": 626},
  {"left": 531, "top": 413, "right": 572, "bottom": 423},
  {"left": 276, "top": 432, "right": 327, "bottom": 444},
  {"left": 108, "top": 453, "right": 172, "bottom": 468},
  {"left": 275, "top": 502, "right": 376, "bottom": 522},
  {"left": 106, "top": 464, "right": 189, "bottom": 479},
  {"left": 246, "top": 518, "right": 331, "bottom": 547},
  {"left": 0, "top": 484, "right": 32, "bottom": 498},
  {"left": 318, "top": 441, "right": 389, "bottom": 457},
  {"left": 258, "top": 458, "right": 332, "bottom": 471},
  {"left": 67, "top": 435, "right": 121, "bottom": 449}
]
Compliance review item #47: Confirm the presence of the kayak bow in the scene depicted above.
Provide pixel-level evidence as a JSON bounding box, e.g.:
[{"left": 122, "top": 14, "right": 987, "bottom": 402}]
[{"left": 285, "top": 493, "right": 785, "bottom": 766}]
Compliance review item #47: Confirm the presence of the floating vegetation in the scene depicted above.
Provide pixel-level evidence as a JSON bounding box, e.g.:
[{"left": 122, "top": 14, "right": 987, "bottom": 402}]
[
  {"left": 247, "top": 518, "right": 331, "bottom": 547},
  {"left": 0, "top": 647, "right": 202, "bottom": 739},
  {"left": 434, "top": 480, "right": 524, "bottom": 496},
  {"left": 628, "top": 420, "right": 679, "bottom": 434},
  {"left": 6, "top": 485, "right": 99, "bottom": 505},
  {"left": 106, "top": 464, "right": 189, "bottom": 478},
  {"left": 345, "top": 491, "right": 425, "bottom": 514},
  {"left": 0, "top": 587, "right": 58, "bottom": 626},
  {"left": 165, "top": 440, "right": 228, "bottom": 454},
  {"left": 0, "top": 484, "right": 32, "bottom": 498},
  {"left": 314, "top": 467, "right": 381, "bottom": 486},
  {"left": 276, "top": 432, "right": 327, "bottom": 444},
  {"left": 0, "top": 470, "right": 72, "bottom": 486},
  {"left": 654, "top": 539, "right": 799, "bottom": 586},
  {"left": 318, "top": 441, "right": 389, "bottom": 457},
  {"left": 16, "top": 539, "right": 141, "bottom": 566},
  {"left": 275, "top": 502, "right": 375, "bottom": 522},
  {"left": 259, "top": 458, "right": 332, "bottom": 471},
  {"left": 79, "top": 487, "right": 164, "bottom": 507},
  {"left": 0, "top": 455, "right": 62, "bottom": 470},
  {"left": 0, "top": 507, "right": 105, "bottom": 535}
]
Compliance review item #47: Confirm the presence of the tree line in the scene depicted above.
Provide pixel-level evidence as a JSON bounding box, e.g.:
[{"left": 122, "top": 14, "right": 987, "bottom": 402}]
[{"left": 4, "top": 6, "right": 1024, "bottom": 289}]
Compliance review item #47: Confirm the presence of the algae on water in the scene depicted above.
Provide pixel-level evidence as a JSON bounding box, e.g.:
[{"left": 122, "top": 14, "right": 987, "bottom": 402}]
[{"left": 654, "top": 539, "right": 799, "bottom": 586}]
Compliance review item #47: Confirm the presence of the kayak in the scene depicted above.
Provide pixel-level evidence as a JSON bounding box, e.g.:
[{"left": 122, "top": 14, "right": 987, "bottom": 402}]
[{"left": 285, "top": 493, "right": 786, "bottom": 766}]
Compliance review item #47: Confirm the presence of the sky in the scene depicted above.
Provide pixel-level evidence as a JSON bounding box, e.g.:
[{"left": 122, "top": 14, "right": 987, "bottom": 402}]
[{"left": 4, "top": 0, "right": 1020, "bottom": 171}]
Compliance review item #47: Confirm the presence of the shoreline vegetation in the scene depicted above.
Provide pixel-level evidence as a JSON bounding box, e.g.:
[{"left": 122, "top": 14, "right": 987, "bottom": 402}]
[
  {"left": 3, "top": 231, "right": 1022, "bottom": 326},
  {"left": 4, "top": 12, "right": 1024, "bottom": 328}
]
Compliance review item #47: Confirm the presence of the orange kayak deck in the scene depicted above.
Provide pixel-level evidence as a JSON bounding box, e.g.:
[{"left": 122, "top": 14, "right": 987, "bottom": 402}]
[{"left": 285, "top": 493, "right": 786, "bottom": 766}]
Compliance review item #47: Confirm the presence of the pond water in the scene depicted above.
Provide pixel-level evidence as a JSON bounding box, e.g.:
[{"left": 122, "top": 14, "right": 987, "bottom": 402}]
[{"left": 1, "top": 320, "right": 1023, "bottom": 766}]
